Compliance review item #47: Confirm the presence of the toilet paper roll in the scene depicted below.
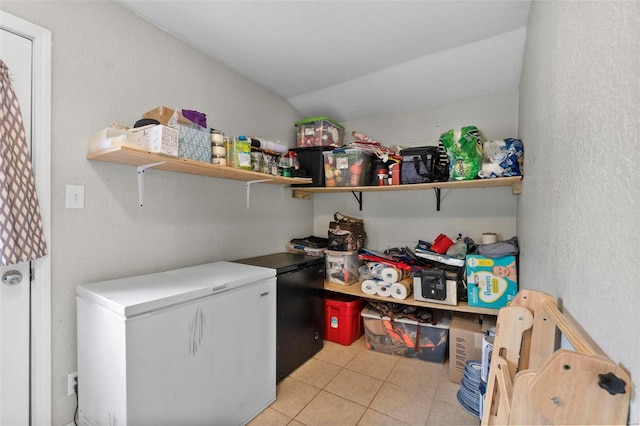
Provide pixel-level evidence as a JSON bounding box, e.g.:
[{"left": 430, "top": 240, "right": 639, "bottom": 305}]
[
  {"left": 376, "top": 283, "right": 393, "bottom": 297},
  {"left": 380, "top": 267, "right": 406, "bottom": 283},
  {"left": 390, "top": 278, "right": 413, "bottom": 300},
  {"left": 481, "top": 233, "right": 499, "bottom": 244},
  {"left": 361, "top": 279, "right": 382, "bottom": 295}
]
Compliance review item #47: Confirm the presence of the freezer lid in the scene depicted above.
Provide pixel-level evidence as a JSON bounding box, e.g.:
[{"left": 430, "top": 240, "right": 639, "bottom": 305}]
[
  {"left": 234, "top": 252, "right": 324, "bottom": 275},
  {"left": 76, "top": 261, "right": 275, "bottom": 317}
]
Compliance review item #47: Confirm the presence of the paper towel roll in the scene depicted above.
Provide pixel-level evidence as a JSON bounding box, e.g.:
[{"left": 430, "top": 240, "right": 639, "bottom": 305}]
[
  {"left": 481, "top": 233, "right": 499, "bottom": 244},
  {"left": 368, "top": 262, "right": 386, "bottom": 279},
  {"left": 376, "top": 283, "right": 393, "bottom": 297},
  {"left": 361, "top": 279, "right": 382, "bottom": 295},
  {"left": 390, "top": 278, "right": 413, "bottom": 300},
  {"left": 380, "top": 267, "right": 406, "bottom": 283}
]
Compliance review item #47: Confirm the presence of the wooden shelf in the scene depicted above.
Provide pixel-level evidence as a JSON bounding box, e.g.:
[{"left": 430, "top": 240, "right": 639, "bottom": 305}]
[
  {"left": 324, "top": 281, "right": 499, "bottom": 316},
  {"left": 291, "top": 175, "right": 522, "bottom": 196},
  {"left": 87, "top": 145, "right": 312, "bottom": 185}
]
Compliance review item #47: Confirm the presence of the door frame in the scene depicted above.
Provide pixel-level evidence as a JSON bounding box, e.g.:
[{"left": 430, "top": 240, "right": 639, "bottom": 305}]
[{"left": 1, "top": 11, "right": 52, "bottom": 424}]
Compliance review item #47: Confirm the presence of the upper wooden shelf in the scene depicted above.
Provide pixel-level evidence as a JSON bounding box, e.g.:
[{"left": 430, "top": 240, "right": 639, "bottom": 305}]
[
  {"left": 291, "top": 175, "right": 522, "bottom": 196},
  {"left": 87, "top": 145, "right": 312, "bottom": 185},
  {"left": 324, "top": 281, "right": 499, "bottom": 316}
]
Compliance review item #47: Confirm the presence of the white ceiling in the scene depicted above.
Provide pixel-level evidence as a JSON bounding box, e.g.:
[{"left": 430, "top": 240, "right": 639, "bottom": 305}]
[{"left": 116, "top": 0, "right": 531, "bottom": 122}]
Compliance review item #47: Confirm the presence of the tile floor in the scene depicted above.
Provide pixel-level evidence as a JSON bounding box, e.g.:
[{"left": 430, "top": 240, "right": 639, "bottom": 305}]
[{"left": 248, "top": 336, "right": 479, "bottom": 426}]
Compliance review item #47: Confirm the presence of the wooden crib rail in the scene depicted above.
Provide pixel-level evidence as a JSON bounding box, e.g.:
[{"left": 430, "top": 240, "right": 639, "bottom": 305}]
[{"left": 481, "top": 289, "right": 631, "bottom": 425}]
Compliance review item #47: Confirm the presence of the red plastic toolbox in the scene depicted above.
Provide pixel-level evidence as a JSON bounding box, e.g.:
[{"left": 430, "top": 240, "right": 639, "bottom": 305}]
[{"left": 324, "top": 295, "right": 366, "bottom": 345}]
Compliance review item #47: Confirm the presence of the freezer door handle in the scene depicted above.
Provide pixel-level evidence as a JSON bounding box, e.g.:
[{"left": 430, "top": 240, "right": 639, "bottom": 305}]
[{"left": 211, "top": 284, "right": 229, "bottom": 294}]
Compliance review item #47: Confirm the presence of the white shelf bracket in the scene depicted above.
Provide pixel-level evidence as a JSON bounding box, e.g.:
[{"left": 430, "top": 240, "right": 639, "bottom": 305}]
[
  {"left": 245, "top": 179, "right": 272, "bottom": 209},
  {"left": 137, "top": 162, "right": 165, "bottom": 206}
]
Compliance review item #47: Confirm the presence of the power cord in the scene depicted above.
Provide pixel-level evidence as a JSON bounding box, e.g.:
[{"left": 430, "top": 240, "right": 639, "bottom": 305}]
[{"left": 73, "top": 377, "right": 79, "bottom": 426}]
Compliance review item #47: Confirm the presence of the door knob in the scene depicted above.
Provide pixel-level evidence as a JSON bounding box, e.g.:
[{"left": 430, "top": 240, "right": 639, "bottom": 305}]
[{"left": 2, "top": 270, "right": 22, "bottom": 285}]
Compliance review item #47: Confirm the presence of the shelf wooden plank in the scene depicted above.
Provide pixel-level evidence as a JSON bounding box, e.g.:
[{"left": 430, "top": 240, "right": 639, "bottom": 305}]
[
  {"left": 87, "top": 145, "right": 312, "bottom": 185},
  {"left": 324, "top": 281, "right": 499, "bottom": 316},
  {"left": 291, "top": 175, "right": 522, "bottom": 196}
]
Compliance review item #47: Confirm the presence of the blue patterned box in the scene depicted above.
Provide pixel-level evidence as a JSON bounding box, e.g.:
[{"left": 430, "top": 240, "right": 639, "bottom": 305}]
[
  {"left": 466, "top": 255, "right": 518, "bottom": 308},
  {"left": 178, "top": 125, "right": 212, "bottom": 163}
]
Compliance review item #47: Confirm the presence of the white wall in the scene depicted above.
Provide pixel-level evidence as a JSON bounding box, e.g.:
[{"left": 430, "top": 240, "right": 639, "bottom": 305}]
[
  {"left": 1, "top": 2, "right": 312, "bottom": 425},
  {"left": 314, "top": 91, "right": 519, "bottom": 250},
  {"left": 519, "top": 1, "right": 639, "bottom": 423}
]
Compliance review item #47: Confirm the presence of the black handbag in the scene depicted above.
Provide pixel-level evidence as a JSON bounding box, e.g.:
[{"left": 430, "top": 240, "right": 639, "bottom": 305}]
[{"left": 400, "top": 146, "right": 449, "bottom": 184}]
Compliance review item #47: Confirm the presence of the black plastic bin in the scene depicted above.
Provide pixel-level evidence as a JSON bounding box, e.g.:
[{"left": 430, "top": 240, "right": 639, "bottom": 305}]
[{"left": 290, "top": 146, "right": 333, "bottom": 187}]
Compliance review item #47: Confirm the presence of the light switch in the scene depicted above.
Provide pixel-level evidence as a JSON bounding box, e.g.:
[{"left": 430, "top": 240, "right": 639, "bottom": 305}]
[{"left": 66, "top": 184, "right": 84, "bottom": 209}]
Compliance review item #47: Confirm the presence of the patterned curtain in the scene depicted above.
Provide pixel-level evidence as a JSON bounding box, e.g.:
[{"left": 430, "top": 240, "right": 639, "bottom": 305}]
[{"left": 0, "top": 59, "right": 47, "bottom": 266}]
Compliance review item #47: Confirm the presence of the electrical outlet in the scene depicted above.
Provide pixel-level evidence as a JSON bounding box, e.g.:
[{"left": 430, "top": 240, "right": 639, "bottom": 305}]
[{"left": 67, "top": 372, "right": 78, "bottom": 396}]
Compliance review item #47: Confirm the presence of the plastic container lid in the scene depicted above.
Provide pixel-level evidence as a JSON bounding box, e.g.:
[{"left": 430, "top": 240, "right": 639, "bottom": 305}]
[{"left": 295, "top": 116, "right": 345, "bottom": 130}]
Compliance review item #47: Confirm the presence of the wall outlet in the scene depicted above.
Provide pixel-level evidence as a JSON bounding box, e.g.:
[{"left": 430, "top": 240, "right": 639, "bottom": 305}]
[{"left": 67, "top": 371, "right": 78, "bottom": 396}]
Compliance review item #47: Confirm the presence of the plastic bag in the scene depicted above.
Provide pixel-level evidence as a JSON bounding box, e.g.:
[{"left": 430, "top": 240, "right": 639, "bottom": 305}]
[
  {"left": 439, "top": 126, "right": 484, "bottom": 180},
  {"left": 478, "top": 138, "right": 524, "bottom": 178}
]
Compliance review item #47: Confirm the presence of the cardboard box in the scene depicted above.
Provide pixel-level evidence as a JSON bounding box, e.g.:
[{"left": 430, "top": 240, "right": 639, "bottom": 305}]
[
  {"left": 362, "top": 306, "right": 450, "bottom": 363},
  {"left": 449, "top": 313, "right": 490, "bottom": 383},
  {"left": 129, "top": 124, "right": 178, "bottom": 156},
  {"left": 143, "top": 106, "right": 194, "bottom": 127},
  {"left": 466, "top": 255, "right": 518, "bottom": 308}
]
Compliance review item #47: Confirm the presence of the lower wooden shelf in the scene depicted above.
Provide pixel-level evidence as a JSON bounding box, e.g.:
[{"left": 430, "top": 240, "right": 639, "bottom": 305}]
[{"left": 324, "top": 281, "right": 499, "bottom": 316}]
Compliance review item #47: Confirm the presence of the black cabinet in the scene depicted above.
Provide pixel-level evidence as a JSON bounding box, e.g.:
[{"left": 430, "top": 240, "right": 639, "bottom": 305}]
[{"left": 234, "top": 253, "right": 325, "bottom": 382}]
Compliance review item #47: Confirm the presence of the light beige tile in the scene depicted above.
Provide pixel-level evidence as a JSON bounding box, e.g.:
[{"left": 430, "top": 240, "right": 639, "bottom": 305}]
[
  {"left": 270, "top": 376, "right": 320, "bottom": 418},
  {"left": 286, "top": 421, "right": 305, "bottom": 426},
  {"left": 351, "top": 334, "right": 369, "bottom": 352},
  {"left": 345, "top": 350, "right": 398, "bottom": 380},
  {"left": 357, "top": 408, "right": 410, "bottom": 426},
  {"left": 397, "top": 356, "right": 448, "bottom": 377},
  {"left": 314, "top": 340, "right": 359, "bottom": 367},
  {"left": 289, "top": 358, "right": 342, "bottom": 389},
  {"left": 433, "top": 378, "right": 460, "bottom": 406},
  {"left": 325, "top": 368, "right": 384, "bottom": 406},
  {"left": 370, "top": 382, "right": 433, "bottom": 426},
  {"left": 426, "top": 399, "right": 479, "bottom": 426},
  {"left": 386, "top": 359, "right": 441, "bottom": 396},
  {"left": 294, "top": 390, "right": 367, "bottom": 426},
  {"left": 248, "top": 407, "right": 292, "bottom": 426}
]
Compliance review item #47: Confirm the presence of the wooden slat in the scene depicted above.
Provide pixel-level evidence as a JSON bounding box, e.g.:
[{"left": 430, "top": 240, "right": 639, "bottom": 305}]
[
  {"left": 290, "top": 175, "right": 523, "bottom": 195},
  {"left": 87, "top": 146, "right": 313, "bottom": 185},
  {"left": 324, "top": 281, "right": 500, "bottom": 316}
]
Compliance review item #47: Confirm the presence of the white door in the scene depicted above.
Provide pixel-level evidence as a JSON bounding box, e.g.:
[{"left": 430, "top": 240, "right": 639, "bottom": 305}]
[{"left": 0, "top": 27, "right": 35, "bottom": 425}]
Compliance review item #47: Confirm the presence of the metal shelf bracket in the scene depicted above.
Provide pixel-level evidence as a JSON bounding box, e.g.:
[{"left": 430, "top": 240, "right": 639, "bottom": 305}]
[
  {"left": 137, "top": 162, "right": 165, "bottom": 206},
  {"left": 246, "top": 179, "right": 273, "bottom": 209},
  {"left": 434, "top": 187, "right": 441, "bottom": 211},
  {"left": 351, "top": 191, "right": 363, "bottom": 211}
]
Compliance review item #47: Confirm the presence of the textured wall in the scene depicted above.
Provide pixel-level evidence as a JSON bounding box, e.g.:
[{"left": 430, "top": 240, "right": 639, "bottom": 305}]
[
  {"left": 1, "top": 2, "right": 311, "bottom": 425},
  {"left": 518, "top": 1, "right": 640, "bottom": 423},
  {"left": 314, "top": 91, "right": 519, "bottom": 250}
]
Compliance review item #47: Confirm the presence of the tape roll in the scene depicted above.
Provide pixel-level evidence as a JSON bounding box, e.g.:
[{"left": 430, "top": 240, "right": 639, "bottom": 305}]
[
  {"left": 481, "top": 233, "right": 499, "bottom": 244},
  {"left": 380, "top": 267, "right": 406, "bottom": 283},
  {"left": 376, "top": 283, "right": 392, "bottom": 297},
  {"left": 361, "top": 279, "right": 381, "bottom": 295},
  {"left": 390, "top": 278, "right": 413, "bottom": 300}
]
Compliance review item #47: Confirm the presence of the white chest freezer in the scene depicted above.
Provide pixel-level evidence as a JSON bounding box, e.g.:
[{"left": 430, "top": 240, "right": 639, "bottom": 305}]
[{"left": 76, "top": 261, "right": 277, "bottom": 426}]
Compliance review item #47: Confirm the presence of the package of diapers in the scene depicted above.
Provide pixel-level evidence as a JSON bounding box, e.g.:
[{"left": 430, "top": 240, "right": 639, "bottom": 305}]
[{"left": 478, "top": 138, "right": 524, "bottom": 178}]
